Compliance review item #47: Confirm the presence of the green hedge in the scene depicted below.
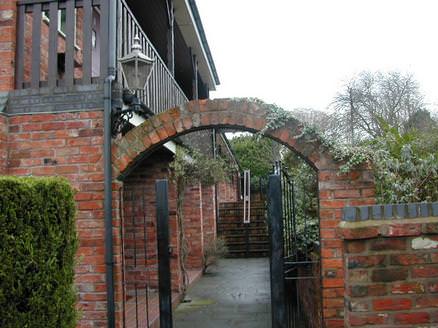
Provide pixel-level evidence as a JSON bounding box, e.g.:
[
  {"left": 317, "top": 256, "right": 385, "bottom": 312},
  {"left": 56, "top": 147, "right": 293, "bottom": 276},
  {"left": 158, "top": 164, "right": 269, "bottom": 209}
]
[{"left": 0, "top": 177, "right": 78, "bottom": 328}]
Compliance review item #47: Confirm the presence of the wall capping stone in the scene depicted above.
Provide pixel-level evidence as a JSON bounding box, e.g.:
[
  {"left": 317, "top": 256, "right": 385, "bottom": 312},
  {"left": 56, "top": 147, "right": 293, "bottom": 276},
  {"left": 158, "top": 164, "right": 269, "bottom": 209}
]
[
  {"left": 343, "top": 202, "right": 438, "bottom": 222},
  {"left": 6, "top": 85, "right": 104, "bottom": 114}
]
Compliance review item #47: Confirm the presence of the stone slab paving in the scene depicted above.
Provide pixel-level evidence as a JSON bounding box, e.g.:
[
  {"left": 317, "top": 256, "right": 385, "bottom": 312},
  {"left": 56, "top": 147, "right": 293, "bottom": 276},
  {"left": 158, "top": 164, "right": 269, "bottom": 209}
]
[{"left": 174, "top": 258, "right": 271, "bottom": 328}]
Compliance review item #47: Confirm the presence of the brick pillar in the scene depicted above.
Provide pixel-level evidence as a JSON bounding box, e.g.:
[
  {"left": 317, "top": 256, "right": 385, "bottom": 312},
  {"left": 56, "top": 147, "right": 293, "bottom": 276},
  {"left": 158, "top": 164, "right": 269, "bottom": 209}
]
[
  {"left": 112, "top": 180, "right": 124, "bottom": 328},
  {"left": 202, "top": 184, "right": 217, "bottom": 250},
  {"left": 318, "top": 167, "right": 375, "bottom": 327},
  {"left": 0, "top": 0, "right": 17, "bottom": 91},
  {"left": 0, "top": 114, "right": 7, "bottom": 173},
  {"left": 184, "top": 183, "right": 204, "bottom": 270}
]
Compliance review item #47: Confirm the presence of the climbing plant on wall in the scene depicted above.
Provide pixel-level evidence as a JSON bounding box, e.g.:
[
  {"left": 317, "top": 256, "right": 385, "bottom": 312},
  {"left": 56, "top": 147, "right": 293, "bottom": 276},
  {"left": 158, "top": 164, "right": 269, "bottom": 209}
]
[
  {"left": 250, "top": 97, "right": 438, "bottom": 203},
  {"left": 169, "top": 147, "right": 230, "bottom": 295}
]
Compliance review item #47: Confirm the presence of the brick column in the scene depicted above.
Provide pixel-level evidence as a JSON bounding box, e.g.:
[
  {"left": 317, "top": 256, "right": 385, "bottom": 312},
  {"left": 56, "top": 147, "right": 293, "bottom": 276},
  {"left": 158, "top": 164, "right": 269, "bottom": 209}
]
[
  {"left": 184, "top": 183, "right": 204, "bottom": 270},
  {"left": 0, "top": 0, "right": 17, "bottom": 91},
  {"left": 202, "top": 184, "right": 217, "bottom": 249},
  {"left": 318, "top": 167, "right": 375, "bottom": 327}
]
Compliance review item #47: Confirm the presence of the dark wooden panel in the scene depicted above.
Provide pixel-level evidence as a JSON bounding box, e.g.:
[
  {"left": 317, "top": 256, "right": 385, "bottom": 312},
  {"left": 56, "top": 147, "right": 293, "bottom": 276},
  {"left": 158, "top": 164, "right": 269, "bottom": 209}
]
[
  {"left": 15, "top": 5, "right": 26, "bottom": 89},
  {"left": 22, "top": 0, "right": 100, "bottom": 10},
  {"left": 82, "top": 0, "right": 92, "bottom": 84},
  {"left": 64, "top": 0, "right": 75, "bottom": 86},
  {"left": 47, "top": 1, "right": 58, "bottom": 87},
  {"left": 31, "top": 3, "right": 42, "bottom": 88}
]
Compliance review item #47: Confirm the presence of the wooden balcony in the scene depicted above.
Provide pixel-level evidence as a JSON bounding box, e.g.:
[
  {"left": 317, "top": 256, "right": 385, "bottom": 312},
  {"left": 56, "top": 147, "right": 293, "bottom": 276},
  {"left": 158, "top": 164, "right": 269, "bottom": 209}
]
[{"left": 14, "top": 0, "right": 188, "bottom": 115}]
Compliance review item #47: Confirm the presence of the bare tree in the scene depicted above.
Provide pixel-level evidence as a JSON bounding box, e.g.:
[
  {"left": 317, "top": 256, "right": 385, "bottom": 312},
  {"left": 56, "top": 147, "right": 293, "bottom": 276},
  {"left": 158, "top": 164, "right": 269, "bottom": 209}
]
[{"left": 331, "top": 71, "right": 425, "bottom": 143}]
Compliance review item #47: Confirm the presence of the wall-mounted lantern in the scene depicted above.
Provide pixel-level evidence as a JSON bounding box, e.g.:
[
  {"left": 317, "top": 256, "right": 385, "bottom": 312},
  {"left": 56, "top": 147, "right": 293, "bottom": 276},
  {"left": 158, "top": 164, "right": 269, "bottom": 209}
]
[{"left": 112, "top": 35, "right": 155, "bottom": 136}]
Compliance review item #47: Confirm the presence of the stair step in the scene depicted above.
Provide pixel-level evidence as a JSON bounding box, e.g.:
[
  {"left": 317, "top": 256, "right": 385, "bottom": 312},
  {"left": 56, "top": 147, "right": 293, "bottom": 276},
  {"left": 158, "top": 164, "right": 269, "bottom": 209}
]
[
  {"left": 219, "top": 229, "right": 268, "bottom": 235},
  {"left": 226, "top": 241, "right": 269, "bottom": 246},
  {"left": 221, "top": 233, "right": 269, "bottom": 238}
]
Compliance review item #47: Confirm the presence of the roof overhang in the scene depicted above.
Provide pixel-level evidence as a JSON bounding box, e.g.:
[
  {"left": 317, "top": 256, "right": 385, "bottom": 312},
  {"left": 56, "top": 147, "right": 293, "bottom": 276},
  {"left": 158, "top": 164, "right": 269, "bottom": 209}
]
[{"left": 174, "top": 0, "right": 220, "bottom": 91}]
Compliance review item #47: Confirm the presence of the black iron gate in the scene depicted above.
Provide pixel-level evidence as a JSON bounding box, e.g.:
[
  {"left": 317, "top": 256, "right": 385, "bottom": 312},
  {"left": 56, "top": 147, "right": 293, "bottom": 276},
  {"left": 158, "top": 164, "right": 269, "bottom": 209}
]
[
  {"left": 268, "top": 162, "right": 322, "bottom": 328},
  {"left": 121, "top": 180, "right": 173, "bottom": 328}
]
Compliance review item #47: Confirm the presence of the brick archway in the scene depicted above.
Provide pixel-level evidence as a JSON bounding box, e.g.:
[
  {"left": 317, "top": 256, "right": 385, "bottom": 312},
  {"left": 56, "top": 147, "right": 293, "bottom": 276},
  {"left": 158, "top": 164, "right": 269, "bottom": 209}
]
[{"left": 112, "top": 98, "right": 376, "bottom": 327}]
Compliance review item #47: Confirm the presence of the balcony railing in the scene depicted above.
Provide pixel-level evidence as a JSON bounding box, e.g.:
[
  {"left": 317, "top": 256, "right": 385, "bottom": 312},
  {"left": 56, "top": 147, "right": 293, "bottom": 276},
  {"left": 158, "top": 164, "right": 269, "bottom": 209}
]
[
  {"left": 14, "top": 0, "right": 188, "bottom": 115},
  {"left": 116, "top": 0, "right": 188, "bottom": 114}
]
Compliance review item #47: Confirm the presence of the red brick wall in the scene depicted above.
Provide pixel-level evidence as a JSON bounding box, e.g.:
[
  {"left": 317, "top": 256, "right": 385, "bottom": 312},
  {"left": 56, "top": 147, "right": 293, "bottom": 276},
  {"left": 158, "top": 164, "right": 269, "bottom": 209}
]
[
  {"left": 318, "top": 169, "right": 376, "bottom": 327},
  {"left": 122, "top": 149, "right": 218, "bottom": 291},
  {"left": 202, "top": 184, "right": 216, "bottom": 250},
  {"left": 340, "top": 213, "right": 438, "bottom": 327},
  {"left": 0, "top": 0, "right": 17, "bottom": 91},
  {"left": 298, "top": 253, "right": 322, "bottom": 328},
  {"left": 122, "top": 149, "right": 182, "bottom": 293},
  {"left": 0, "top": 114, "right": 7, "bottom": 173},
  {"left": 217, "top": 173, "right": 239, "bottom": 203},
  {"left": 184, "top": 183, "right": 204, "bottom": 270},
  {"left": 2, "top": 109, "right": 220, "bottom": 327},
  {"left": 5, "top": 110, "right": 107, "bottom": 328}
]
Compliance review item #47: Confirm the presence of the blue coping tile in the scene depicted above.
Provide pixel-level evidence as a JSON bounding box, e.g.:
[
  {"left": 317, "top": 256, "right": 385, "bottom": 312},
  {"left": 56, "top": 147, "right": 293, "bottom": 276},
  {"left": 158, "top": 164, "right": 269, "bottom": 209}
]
[
  {"left": 383, "top": 205, "right": 393, "bottom": 219},
  {"left": 395, "top": 204, "right": 406, "bottom": 219},
  {"left": 433, "top": 203, "right": 438, "bottom": 217},
  {"left": 372, "top": 205, "right": 382, "bottom": 220},
  {"left": 419, "top": 203, "right": 430, "bottom": 217},
  {"left": 408, "top": 203, "right": 418, "bottom": 218},
  {"left": 343, "top": 207, "right": 356, "bottom": 222},
  {"left": 359, "top": 206, "right": 370, "bottom": 221}
]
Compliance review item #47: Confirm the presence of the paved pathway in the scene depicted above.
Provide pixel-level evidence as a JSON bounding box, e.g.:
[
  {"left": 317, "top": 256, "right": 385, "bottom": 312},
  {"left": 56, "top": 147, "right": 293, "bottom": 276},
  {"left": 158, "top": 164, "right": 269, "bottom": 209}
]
[{"left": 174, "top": 258, "right": 271, "bottom": 328}]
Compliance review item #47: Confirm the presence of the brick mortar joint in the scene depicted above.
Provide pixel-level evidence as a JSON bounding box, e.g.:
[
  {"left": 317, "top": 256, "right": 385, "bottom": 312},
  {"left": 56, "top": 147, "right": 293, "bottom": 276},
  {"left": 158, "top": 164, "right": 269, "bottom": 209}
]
[{"left": 339, "top": 216, "right": 438, "bottom": 240}]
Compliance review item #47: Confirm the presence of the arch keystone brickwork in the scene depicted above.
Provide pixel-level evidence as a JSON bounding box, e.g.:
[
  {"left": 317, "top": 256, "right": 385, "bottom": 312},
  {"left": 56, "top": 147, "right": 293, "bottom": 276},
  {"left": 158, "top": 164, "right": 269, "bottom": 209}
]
[{"left": 112, "top": 98, "right": 376, "bottom": 327}]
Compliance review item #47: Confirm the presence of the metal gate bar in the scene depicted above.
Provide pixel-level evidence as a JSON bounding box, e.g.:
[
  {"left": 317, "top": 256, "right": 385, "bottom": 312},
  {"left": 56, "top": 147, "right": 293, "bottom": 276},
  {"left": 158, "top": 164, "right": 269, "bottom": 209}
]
[
  {"left": 122, "top": 185, "right": 152, "bottom": 328},
  {"left": 269, "top": 162, "right": 322, "bottom": 328},
  {"left": 155, "top": 179, "right": 173, "bottom": 328},
  {"left": 268, "top": 174, "right": 287, "bottom": 328}
]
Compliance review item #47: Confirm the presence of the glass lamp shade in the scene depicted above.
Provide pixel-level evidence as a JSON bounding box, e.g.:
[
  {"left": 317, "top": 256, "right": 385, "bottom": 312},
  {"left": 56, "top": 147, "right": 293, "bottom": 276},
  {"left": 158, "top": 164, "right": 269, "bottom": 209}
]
[{"left": 119, "top": 36, "right": 155, "bottom": 91}]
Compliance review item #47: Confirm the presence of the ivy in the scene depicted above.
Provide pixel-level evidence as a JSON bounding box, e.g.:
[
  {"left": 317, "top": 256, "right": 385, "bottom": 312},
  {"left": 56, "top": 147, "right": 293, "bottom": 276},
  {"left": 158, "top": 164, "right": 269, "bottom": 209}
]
[
  {"left": 169, "top": 147, "right": 231, "bottom": 295},
  {"left": 239, "top": 97, "right": 437, "bottom": 203},
  {"left": 239, "top": 98, "right": 371, "bottom": 172}
]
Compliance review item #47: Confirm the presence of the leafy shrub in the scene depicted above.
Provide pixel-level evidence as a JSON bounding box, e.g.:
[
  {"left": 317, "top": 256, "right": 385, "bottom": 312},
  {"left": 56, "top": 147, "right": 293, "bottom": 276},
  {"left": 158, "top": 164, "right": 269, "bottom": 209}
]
[
  {"left": 0, "top": 177, "right": 78, "bottom": 328},
  {"left": 202, "top": 237, "right": 228, "bottom": 274}
]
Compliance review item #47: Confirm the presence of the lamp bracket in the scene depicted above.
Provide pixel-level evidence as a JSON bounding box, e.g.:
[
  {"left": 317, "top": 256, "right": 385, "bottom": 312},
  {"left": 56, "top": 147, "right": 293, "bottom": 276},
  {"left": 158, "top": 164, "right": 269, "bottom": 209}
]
[{"left": 111, "top": 89, "right": 154, "bottom": 137}]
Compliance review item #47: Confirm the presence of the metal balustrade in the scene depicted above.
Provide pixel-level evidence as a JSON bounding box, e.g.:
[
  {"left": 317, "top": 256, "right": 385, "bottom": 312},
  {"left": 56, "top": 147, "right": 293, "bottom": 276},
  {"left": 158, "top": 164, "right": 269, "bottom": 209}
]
[{"left": 116, "top": 0, "right": 188, "bottom": 114}]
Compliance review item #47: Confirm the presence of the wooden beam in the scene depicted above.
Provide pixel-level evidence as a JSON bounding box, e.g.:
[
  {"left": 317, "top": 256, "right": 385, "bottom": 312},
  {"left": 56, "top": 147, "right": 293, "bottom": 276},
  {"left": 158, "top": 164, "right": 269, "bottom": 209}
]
[
  {"left": 15, "top": 5, "right": 25, "bottom": 89},
  {"left": 47, "top": 1, "right": 58, "bottom": 87},
  {"left": 64, "top": 0, "right": 75, "bottom": 86},
  {"left": 31, "top": 4, "right": 42, "bottom": 88},
  {"left": 82, "top": 0, "right": 93, "bottom": 84}
]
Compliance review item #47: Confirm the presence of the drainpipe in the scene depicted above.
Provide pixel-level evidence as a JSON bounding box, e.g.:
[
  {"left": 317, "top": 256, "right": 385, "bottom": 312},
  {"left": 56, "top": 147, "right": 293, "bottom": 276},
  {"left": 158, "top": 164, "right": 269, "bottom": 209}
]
[
  {"left": 104, "top": 75, "right": 115, "bottom": 328},
  {"left": 104, "top": 0, "right": 117, "bottom": 327}
]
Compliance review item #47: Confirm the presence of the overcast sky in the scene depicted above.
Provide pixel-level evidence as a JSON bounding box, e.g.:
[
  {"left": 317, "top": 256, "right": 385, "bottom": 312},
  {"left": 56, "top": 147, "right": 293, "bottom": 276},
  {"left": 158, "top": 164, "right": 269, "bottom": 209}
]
[{"left": 196, "top": 0, "right": 438, "bottom": 113}]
